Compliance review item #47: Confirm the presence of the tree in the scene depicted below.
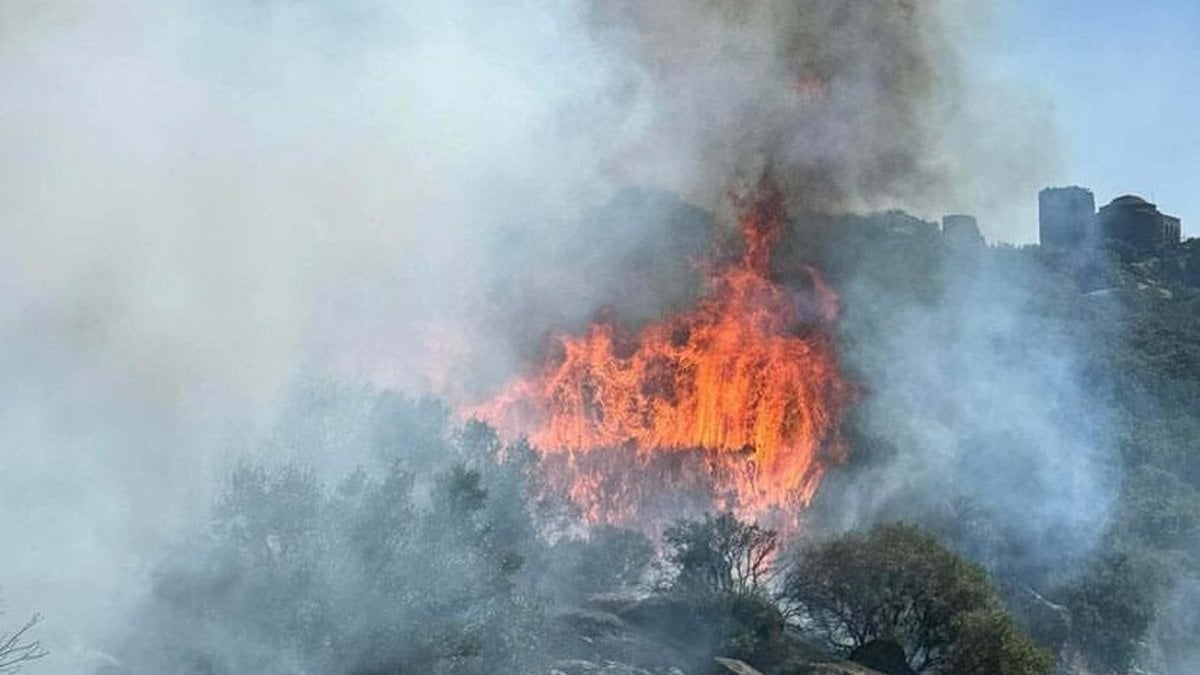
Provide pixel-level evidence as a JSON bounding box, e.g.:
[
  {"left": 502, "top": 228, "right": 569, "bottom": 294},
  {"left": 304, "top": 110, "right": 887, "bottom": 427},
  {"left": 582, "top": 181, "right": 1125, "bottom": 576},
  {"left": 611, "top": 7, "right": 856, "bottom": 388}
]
[
  {"left": 780, "top": 523, "right": 1050, "bottom": 675},
  {"left": 116, "top": 418, "right": 549, "bottom": 674},
  {"left": 549, "top": 526, "right": 655, "bottom": 601},
  {"left": 946, "top": 610, "right": 1055, "bottom": 675},
  {"left": 1062, "top": 547, "right": 1166, "bottom": 673},
  {"left": 664, "top": 512, "right": 778, "bottom": 595},
  {"left": 0, "top": 613, "right": 47, "bottom": 673},
  {"left": 657, "top": 514, "right": 792, "bottom": 669}
]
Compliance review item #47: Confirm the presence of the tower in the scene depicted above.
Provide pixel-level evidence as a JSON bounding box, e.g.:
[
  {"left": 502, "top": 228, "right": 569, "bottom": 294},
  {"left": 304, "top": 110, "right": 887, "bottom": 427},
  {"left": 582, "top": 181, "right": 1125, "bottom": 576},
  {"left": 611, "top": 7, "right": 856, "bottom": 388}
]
[
  {"left": 1039, "top": 187, "right": 1096, "bottom": 248},
  {"left": 941, "top": 214, "right": 984, "bottom": 246}
]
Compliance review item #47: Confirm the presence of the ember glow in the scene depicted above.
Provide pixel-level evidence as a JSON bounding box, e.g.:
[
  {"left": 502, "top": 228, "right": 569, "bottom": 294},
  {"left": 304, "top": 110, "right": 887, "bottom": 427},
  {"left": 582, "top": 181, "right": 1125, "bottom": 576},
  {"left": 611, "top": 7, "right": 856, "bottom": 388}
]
[{"left": 471, "top": 178, "right": 854, "bottom": 525}]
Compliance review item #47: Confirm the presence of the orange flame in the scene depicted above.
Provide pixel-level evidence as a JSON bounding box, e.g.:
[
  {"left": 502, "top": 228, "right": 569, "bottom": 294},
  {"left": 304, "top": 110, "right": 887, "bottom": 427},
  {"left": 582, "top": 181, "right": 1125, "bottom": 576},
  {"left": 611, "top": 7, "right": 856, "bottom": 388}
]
[{"left": 469, "top": 177, "right": 854, "bottom": 526}]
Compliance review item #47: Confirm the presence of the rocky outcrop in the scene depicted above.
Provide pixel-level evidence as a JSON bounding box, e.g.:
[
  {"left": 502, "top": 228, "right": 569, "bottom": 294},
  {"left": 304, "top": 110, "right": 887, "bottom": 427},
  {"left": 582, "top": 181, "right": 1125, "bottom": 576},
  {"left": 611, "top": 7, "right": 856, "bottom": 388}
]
[
  {"left": 715, "top": 656, "right": 885, "bottom": 675},
  {"left": 549, "top": 658, "right": 682, "bottom": 675},
  {"left": 546, "top": 603, "right": 704, "bottom": 672},
  {"left": 714, "top": 657, "right": 765, "bottom": 674},
  {"left": 848, "top": 640, "right": 915, "bottom": 675},
  {"left": 545, "top": 595, "right": 886, "bottom": 675}
]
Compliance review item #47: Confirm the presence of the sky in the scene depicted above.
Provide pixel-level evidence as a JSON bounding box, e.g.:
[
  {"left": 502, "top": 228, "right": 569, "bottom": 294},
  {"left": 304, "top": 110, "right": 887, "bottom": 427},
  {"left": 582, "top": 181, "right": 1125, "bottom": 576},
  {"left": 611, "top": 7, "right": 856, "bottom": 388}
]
[{"left": 995, "top": 0, "right": 1200, "bottom": 239}]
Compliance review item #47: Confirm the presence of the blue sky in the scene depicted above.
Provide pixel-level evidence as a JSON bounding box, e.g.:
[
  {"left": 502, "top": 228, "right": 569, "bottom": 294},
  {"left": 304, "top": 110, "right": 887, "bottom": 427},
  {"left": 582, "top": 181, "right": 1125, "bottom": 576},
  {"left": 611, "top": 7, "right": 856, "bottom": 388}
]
[{"left": 993, "top": 1, "right": 1199, "bottom": 238}]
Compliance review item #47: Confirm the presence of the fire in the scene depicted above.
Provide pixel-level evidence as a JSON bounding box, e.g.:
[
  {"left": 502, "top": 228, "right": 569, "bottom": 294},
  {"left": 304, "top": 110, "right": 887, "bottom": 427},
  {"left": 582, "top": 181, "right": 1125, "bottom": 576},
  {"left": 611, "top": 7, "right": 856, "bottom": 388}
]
[{"left": 470, "top": 177, "right": 854, "bottom": 525}]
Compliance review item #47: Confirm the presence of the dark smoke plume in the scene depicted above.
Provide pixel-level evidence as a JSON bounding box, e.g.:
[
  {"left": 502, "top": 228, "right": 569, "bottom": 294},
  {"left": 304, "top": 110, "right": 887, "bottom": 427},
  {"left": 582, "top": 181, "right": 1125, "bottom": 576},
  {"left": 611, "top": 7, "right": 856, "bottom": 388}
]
[{"left": 586, "top": 1, "right": 1053, "bottom": 227}]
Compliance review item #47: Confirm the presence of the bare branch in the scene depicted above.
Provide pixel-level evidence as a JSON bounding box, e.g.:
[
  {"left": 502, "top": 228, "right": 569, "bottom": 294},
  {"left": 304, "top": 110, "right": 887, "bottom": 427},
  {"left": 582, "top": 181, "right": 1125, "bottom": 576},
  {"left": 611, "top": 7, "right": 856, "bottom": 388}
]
[{"left": 0, "top": 614, "right": 48, "bottom": 673}]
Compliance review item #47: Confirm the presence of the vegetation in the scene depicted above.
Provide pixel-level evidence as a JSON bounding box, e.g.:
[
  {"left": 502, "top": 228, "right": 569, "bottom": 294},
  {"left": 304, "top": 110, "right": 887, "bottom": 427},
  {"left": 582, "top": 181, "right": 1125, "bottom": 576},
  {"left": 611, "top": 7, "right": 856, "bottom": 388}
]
[
  {"left": 946, "top": 609, "right": 1057, "bottom": 675},
  {"left": 663, "top": 512, "right": 778, "bottom": 595},
  {"left": 109, "top": 419, "right": 550, "bottom": 674},
  {"left": 1062, "top": 547, "right": 1167, "bottom": 672},
  {"left": 547, "top": 525, "right": 655, "bottom": 603},
  {"left": 0, "top": 612, "right": 46, "bottom": 673},
  {"left": 88, "top": 204, "right": 1200, "bottom": 674},
  {"left": 781, "top": 523, "right": 1052, "bottom": 674},
  {"left": 661, "top": 513, "right": 792, "bottom": 670},
  {"left": 784, "top": 210, "right": 1200, "bottom": 673}
]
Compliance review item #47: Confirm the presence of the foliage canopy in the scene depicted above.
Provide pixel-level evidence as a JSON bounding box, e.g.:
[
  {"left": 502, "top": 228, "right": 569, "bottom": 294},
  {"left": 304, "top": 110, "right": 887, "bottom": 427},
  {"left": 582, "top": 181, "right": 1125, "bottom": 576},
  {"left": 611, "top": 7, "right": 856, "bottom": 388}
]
[{"left": 781, "top": 523, "right": 1052, "bottom": 675}]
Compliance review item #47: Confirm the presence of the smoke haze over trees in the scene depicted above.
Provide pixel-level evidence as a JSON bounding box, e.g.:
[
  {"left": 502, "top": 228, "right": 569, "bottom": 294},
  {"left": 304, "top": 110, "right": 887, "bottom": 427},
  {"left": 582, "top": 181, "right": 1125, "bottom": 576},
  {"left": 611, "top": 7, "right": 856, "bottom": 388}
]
[{"left": 1, "top": 1, "right": 1197, "bottom": 674}]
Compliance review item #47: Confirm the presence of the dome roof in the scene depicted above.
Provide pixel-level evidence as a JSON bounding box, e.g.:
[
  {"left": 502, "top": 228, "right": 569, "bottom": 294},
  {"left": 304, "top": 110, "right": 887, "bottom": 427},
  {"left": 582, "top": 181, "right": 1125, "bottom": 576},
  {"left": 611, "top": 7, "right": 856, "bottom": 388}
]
[{"left": 1110, "top": 194, "right": 1152, "bottom": 207}]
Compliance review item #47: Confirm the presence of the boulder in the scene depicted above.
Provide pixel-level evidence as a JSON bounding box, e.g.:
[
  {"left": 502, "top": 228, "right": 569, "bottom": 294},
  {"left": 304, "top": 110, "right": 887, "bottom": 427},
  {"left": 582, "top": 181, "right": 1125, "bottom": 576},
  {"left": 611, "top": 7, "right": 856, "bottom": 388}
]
[
  {"left": 714, "top": 656, "right": 764, "bottom": 674},
  {"left": 848, "top": 640, "right": 915, "bottom": 675},
  {"left": 549, "top": 659, "right": 656, "bottom": 675}
]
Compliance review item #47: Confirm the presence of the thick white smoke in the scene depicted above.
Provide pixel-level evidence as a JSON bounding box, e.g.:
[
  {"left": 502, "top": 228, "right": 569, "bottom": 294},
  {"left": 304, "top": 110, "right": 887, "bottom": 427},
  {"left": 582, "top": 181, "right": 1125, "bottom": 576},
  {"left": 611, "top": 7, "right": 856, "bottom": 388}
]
[{"left": 0, "top": 1, "right": 1064, "bottom": 671}]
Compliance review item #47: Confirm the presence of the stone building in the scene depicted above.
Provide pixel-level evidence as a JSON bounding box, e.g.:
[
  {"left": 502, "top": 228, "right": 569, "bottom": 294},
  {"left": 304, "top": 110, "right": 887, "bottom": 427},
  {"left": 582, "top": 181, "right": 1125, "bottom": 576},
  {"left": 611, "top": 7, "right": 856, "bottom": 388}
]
[
  {"left": 1164, "top": 214, "right": 1183, "bottom": 243},
  {"left": 1098, "top": 195, "right": 1182, "bottom": 250},
  {"left": 1039, "top": 186, "right": 1097, "bottom": 248},
  {"left": 941, "top": 214, "right": 984, "bottom": 246}
]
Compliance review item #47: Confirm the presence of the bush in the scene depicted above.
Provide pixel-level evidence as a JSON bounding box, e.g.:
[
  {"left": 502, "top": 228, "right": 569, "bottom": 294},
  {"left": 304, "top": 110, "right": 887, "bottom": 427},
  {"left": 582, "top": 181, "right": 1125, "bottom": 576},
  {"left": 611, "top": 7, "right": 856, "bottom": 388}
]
[
  {"left": 115, "top": 422, "right": 548, "bottom": 675},
  {"left": 781, "top": 523, "right": 1051, "bottom": 674},
  {"left": 699, "top": 591, "right": 791, "bottom": 668},
  {"left": 947, "top": 610, "right": 1055, "bottom": 675},
  {"left": 549, "top": 526, "right": 655, "bottom": 601},
  {"left": 663, "top": 512, "right": 778, "bottom": 595},
  {"left": 653, "top": 513, "right": 793, "bottom": 669},
  {"left": 1062, "top": 547, "right": 1167, "bottom": 673}
]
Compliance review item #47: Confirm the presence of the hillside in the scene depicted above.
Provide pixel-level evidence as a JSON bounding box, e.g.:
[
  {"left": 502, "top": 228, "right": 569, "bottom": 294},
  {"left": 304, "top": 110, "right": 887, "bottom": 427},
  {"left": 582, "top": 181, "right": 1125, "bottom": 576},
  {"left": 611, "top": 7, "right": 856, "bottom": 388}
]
[
  {"left": 80, "top": 202, "right": 1200, "bottom": 675},
  {"left": 785, "top": 211, "right": 1200, "bottom": 674}
]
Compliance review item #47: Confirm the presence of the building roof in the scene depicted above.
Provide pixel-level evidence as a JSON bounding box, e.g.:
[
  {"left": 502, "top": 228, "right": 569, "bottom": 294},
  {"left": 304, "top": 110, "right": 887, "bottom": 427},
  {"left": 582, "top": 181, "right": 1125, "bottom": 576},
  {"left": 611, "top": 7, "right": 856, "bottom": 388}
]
[
  {"left": 1041, "top": 185, "right": 1092, "bottom": 193},
  {"left": 1108, "top": 194, "right": 1154, "bottom": 208}
]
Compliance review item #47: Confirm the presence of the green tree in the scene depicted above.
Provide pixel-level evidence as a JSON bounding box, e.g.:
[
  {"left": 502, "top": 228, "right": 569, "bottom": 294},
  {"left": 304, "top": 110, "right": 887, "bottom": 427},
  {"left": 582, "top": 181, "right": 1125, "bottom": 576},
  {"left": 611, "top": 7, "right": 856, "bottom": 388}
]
[
  {"left": 781, "top": 523, "right": 1050, "bottom": 674},
  {"left": 1063, "top": 547, "right": 1166, "bottom": 673},
  {"left": 947, "top": 610, "right": 1055, "bottom": 675}
]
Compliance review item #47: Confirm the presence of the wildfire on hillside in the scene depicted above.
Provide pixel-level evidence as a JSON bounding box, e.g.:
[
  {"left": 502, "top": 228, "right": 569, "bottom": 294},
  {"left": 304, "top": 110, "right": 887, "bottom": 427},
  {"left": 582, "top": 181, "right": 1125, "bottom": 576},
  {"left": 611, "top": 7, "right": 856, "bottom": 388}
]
[{"left": 468, "top": 176, "right": 855, "bottom": 527}]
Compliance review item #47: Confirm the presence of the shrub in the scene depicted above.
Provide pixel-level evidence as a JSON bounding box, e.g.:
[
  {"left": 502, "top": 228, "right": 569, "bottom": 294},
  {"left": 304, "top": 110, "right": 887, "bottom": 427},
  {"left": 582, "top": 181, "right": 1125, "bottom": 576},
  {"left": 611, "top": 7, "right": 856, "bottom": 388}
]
[{"left": 781, "top": 523, "right": 1051, "bottom": 674}]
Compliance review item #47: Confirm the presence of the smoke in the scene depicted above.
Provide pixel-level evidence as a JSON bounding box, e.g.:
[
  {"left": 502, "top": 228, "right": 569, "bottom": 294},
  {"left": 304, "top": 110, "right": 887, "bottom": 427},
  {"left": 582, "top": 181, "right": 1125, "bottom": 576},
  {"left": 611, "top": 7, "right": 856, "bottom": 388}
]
[
  {"left": 0, "top": 2, "right": 624, "bottom": 669},
  {"left": 0, "top": 1, "right": 1066, "bottom": 672},
  {"left": 805, "top": 239, "right": 1119, "bottom": 581},
  {"left": 1151, "top": 574, "right": 1200, "bottom": 674},
  {"left": 582, "top": 1, "right": 1058, "bottom": 234}
]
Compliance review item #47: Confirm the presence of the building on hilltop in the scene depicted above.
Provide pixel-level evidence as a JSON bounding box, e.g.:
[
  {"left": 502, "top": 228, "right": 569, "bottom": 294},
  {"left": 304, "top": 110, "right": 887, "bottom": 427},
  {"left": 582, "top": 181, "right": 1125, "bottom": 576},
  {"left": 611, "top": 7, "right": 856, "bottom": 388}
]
[
  {"left": 1165, "top": 215, "right": 1182, "bottom": 243},
  {"left": 1098, "top": 195, "right": 1182, "bottom": 251},
  {"left": 875, "top": 209, "right": 940, "bottom": 236},
  {"left": 1039, "top": 186, "right": 1183, "bottom": 253},
  {"left": 1039, "top": 186, "right": 1097, "bottom": 248},
  {"left": 941, "top": 214, "right": 984, "bottom": 246}
]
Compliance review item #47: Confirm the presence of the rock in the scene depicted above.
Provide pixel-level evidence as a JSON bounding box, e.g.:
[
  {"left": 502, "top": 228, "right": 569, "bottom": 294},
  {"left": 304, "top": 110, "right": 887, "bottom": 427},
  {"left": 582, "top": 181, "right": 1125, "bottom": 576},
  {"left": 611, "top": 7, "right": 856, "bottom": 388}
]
[
  {"left": 714, "top": 656, "right": 765, "bottom": 674},
  {"left": 714, "top": 653, "right": 888, "bottom": 675},
  {"left": 548, "top": 594, "right": 888, "bottom": 675},
  {"left": 554, "top": 608, "right": 630, "bottom": 638},
  {"left": 548, "top": 658, "right": 654, "bottom": 675},
  {"left": 797, "top": 663, "right": 885, "bottom": 674},
  {"left": 546, "top": 605, "right": 698, "bottom": 672},
  {"left": 848, "top": 640, "right": 915, "bottom": 675}
]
